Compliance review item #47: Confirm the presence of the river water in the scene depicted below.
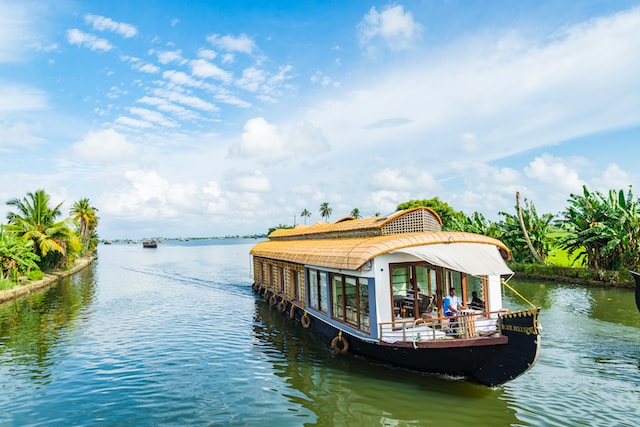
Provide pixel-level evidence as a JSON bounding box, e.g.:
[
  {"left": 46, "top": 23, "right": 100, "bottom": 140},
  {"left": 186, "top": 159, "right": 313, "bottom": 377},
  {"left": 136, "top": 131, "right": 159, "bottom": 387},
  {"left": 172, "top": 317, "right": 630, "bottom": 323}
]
[{"left": 1, "top": 239, "right": 638, "bottom": 426}]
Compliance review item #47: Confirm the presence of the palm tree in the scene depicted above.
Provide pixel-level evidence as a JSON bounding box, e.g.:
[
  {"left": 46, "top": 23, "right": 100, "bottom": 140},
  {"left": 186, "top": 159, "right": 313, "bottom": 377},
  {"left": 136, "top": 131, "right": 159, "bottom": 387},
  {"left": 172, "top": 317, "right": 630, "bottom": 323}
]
[
  {"left": 350, "top": 208, "right": 362, "bottom": 219},
  {"left": 319, "top": 202, "right": 332, "bottom": 222},
  {"left": 70, "top": 198, "right": 99, "bottom": 253},
  {"left": 5, "top": 189, "right": 80, "bottom": 269},
  {"left": 300, "top": 208, "right": 311, "bottom": 225}
]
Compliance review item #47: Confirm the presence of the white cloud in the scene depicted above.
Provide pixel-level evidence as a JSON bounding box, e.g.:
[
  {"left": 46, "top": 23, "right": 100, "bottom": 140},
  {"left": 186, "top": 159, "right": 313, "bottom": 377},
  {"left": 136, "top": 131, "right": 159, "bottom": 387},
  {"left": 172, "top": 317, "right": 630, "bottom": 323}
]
[
  {"left": 197, "top": 48, "right": 217, "bottom": 60},
  {"left": 115, "top": 116, "right": 153, "bottom": 128},
  {"left": 156, "top": 49, "right": 187, "bottom": 65},
  {"left": 230, "top": 171, "right": 271, "bottom": 193},
  {"left": 136, "top": 63, "right": 160, "bottom": 73},
  {"left": 84, "top": 14, "right": 137, "bottom": 38},
  {"left": 595, "top": 163, "right": 634, "bottom": 191},
  {"left": 137, "top": 96, "right": 202, "bottom": 120},
  {"left": 67, "top": 29, "right": 113, "bottom": 51},
  {"left": 229, "top": 117, "right": 330, "bottom": 162},
  {"left": 0, "top": 121, "right": 45, "bottom": 150},
  {"left": 207, "top": 33, "right": 256, "bottom": 54},
  {"left": 236, "top": 67, "right": 265, "bottom": 92},
  {"left": 0, "top": 84, "right": 47, "bottom": 112},
  {"left": 129, "top": 107, "right": 178, "bottom": 128},
  {"left": 72, "top": 129, "right": 139, "bottom": 162},
  {"left": 357, "top": 5, "right": 422, "bottom": 52},
  {"left": 233, "top": 117, "right": 284, "bottom": 160},
  {"left": 152, "top": 88, "right": 219, "bottom": 112},
  {"left": 371, "top": 166, "right": 439, "bottom": 193},
  {"left": 163, "top": 70, "right": 204, "bottom": 88},
  {"left": 190, "top": 59, "right": 232, "bottom": 83},
  {"left": 0, "top": 2, "right": 34, "bottom": 62},
  {"left": 525, "top": 154, "right": 584, "bottom": 195}
]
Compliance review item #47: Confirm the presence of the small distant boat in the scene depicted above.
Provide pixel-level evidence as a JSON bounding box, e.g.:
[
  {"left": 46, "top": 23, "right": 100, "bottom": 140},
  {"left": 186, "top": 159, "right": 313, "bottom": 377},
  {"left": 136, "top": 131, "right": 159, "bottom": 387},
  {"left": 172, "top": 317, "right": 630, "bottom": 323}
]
[
  {"left": 103, "top": 240, "right": 112, "bottom": 245},
  {"left": 142, "top": 240, "right": 158, "bottom": 248},
  {"left": 629, "top": 271, "right": 640, "bottom": 312}
]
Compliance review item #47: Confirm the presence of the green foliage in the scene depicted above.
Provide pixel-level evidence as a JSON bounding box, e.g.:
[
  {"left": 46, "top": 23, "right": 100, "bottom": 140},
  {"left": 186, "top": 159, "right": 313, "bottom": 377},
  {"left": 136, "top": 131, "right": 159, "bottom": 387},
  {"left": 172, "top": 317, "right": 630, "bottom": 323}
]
[
  {"left": 396, "top": 197, "right": 466, "bottom": 229},
  {"left": 557, "top": 185, "right": 640, "bottom": 271},
  {"left": 447, "top": 211, "right": 503, "bottom": 238},
  {"left": 498, "top": 198, "right": 554, "bottom": 263},
  {"left": 508, "top": 262, "right": 629, "bottom": 284},
  {"left": 300, "top": 208, "right": 312, "bottom": 225},
  {"left": 268, "top": 224, "right": 294, "bottom": 235},
  {"left": 70, "top": 198, "right": 99, "bottom": 254},
  {"left": 2, "top": 189, "right": 99, "bottom": 273},
  {"left": 319, "top": 202, "right": 332, "bottom": 221},
  {"left": 0, "top": 227, "right": 40, "bottom": 281},
  {"left": 0, "top": 277, "right": 13, "bottom": 290},
  {"left": 28, "top": 269, "right": 44, "bottom": 281}
]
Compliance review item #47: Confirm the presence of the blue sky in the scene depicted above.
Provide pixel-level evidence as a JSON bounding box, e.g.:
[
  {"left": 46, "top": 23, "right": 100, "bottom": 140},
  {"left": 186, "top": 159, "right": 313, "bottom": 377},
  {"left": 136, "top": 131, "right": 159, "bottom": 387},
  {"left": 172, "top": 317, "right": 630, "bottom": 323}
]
[{"left": 1, "top": 0, "right": 640, "bottom": 239}]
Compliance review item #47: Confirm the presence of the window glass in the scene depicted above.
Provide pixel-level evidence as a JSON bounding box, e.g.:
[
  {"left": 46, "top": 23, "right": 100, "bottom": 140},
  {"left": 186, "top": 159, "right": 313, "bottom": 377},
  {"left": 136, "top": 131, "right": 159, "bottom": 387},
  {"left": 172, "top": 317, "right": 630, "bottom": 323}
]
[
  {"left": 309, "top": 269, "right": 318, "bottom": 309},
  {"left": 345, "top": 277, "right": 357, "bottom": 326},
  {"left": 332, "top": 275, "right": 344, "bottom": 319},
  {"left": 466, "top": 275, "right": 485, "bottom": 310},
  {"left": 358, "top": 278, "right": 370, "bottom": 332},
  {"left": 319, "top": 272, "right": 328, "bottom": 312},
  {"left": 391, "top": 266, "right": 410, "bottom": 296}
]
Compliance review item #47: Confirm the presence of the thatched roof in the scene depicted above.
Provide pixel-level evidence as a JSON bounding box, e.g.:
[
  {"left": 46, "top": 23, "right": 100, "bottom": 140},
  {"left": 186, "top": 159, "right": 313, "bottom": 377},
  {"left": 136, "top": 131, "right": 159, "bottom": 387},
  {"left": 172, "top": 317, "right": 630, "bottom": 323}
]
[
  {"left": 270, "top": 207, "right": 443, "bottom": 240},
  {"left": 250, "top": 231, "right": 511, "bottom": 271}
]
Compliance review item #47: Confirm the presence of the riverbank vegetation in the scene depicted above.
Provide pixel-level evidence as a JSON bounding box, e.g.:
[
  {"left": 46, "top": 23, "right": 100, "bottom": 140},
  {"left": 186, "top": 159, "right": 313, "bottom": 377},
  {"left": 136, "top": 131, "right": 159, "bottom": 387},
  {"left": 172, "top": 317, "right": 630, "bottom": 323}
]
[
  {"left": 291, "top": 186, "right": 640, "bottom": 287},
  {"left": 0, "top": 189, "right": 99, "bottom": 291}
]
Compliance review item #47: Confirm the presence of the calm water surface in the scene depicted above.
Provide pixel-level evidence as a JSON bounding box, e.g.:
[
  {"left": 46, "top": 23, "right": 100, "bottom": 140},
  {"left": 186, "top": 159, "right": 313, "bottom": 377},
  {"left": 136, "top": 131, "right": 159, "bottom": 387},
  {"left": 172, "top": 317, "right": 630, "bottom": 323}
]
[{"left": 1, "top": 239, "right": 638, "bottom": 426}]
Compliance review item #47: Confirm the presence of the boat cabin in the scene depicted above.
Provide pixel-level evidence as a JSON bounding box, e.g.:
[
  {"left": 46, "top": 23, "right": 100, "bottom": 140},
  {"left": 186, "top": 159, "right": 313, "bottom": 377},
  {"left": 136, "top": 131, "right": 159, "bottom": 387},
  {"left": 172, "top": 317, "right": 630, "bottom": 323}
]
[{"left": 251, "top": 207, "right": 513, "bottom": 342}]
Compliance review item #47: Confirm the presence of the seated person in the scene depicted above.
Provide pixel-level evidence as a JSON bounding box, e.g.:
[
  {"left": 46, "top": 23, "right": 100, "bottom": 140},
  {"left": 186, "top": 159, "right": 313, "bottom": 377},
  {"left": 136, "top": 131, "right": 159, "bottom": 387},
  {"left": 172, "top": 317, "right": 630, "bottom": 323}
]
[
  {"left": 469, "top": 291, "right": 485, "bottom": 310},
  {"left": 443, "top": 287, "right": 465, "bottom": 316}
]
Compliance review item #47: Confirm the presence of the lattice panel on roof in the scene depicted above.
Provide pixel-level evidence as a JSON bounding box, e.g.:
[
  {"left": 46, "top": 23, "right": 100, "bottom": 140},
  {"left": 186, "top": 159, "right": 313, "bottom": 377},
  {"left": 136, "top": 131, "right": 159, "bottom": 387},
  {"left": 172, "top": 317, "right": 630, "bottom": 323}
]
[{"left": 381, "top": 208, "right": 442, "bottom": 235}]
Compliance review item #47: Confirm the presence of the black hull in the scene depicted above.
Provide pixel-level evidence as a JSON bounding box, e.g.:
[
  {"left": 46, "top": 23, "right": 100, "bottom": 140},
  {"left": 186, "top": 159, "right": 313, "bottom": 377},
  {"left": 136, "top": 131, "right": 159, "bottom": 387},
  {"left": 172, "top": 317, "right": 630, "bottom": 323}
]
[
  {"left": 254, "top": 286, "right": 541, "bottom": 387},
  {"left": 630, "top": 271, "right": 640, "bottom": 312}
]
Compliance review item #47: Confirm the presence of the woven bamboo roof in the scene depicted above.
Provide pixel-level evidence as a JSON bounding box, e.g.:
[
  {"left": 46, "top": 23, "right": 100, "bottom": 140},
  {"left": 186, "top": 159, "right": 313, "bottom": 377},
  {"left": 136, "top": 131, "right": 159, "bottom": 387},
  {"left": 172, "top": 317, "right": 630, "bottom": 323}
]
[
  {"left": 270, "top": 207, "right": 443, "bottom": 240},
  {"left": 250, "top": 231, "right": 511, "bottom": 271}
]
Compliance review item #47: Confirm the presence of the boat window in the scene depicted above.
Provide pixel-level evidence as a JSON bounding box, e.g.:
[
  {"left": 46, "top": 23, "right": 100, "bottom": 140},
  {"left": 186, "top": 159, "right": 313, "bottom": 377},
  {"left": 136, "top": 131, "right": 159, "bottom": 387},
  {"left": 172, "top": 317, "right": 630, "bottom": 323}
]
[
  {"left": 309, "top": 269, "right": 319, "bottom": 310},
  {"left": 391, "top": 263, "right": 437, "bottom": 320},
  {"left": 293, "top": 270, "right": 302, "bottom": 301},
  {"left": 330, "top": 273, "right": 370, "bottom": 333},
  {"left": 267, "top": 264, "right": 274, "bottom": 289},
  {"left": 308, "top": 269, "right": 328, "bottom": 313},
  {"left": 358, "top": 278, "right": 370, "bottom": 332},
  {"left": 466, "top": 275, "right": 486, "bottom": 311},
  {"left": 331, "top": 275, "right": 345, "bottom": 320},
  {"left": 278, "top": 267, "right": 285, "bottom": 293},
  {"left": 319, "top": 272, "right": 328, "bottom": 313}
]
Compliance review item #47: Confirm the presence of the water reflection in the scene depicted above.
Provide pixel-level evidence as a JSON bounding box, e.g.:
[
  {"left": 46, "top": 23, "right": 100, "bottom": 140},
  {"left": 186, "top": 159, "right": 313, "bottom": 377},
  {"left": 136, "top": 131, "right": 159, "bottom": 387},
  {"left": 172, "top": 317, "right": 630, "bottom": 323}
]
[
  {"left": 252, "top": 299, "right": 520, "bottom": 426},
  {"left": 505, "top": 277, "right": 640, "bottom": 328},
  {"left": 0, "top": 265, "right": 97, "bottom": 382}
]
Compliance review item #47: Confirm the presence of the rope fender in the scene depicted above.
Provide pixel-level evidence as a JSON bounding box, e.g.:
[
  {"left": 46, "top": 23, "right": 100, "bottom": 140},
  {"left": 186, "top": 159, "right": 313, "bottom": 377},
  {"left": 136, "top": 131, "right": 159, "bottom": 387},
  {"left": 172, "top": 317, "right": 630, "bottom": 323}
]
[{"left": 331, "top": 331, "right": 349, "bottom": 355}]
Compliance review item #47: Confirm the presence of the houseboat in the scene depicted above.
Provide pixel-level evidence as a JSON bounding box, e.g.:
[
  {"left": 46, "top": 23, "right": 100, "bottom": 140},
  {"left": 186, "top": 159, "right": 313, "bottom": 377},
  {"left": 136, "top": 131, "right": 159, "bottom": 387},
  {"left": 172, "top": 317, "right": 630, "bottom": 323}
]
[{"left": 250, "top": 207, "right": 541, "bottom": 387}]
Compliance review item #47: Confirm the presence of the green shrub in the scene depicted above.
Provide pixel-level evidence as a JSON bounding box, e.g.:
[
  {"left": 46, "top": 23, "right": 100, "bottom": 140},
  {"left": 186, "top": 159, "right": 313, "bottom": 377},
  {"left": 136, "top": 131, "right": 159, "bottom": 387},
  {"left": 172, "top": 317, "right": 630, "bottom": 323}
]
[
  {"left": 27, "top": 269, "right": 44, "bottom": 281},
  {"left": 0, "top": 278, "right": 14, "bottom": 291}
]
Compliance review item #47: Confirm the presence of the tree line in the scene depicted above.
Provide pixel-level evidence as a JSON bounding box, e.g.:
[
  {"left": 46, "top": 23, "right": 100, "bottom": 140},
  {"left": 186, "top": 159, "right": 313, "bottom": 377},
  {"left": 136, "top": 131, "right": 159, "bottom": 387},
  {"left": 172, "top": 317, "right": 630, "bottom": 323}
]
[
  {"left": 0, "top": 189, "right": 99, "bottom": 289},
  {"left": 293, "top": 185, "right": 640, "bottom": 277}
]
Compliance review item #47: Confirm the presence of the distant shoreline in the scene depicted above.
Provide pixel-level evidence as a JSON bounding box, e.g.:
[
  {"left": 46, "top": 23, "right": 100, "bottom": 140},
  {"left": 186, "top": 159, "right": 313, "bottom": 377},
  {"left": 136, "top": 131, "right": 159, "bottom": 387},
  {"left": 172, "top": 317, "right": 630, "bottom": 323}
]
[{"left": 0, "top": 256, "right": 96, "bottom": 305}]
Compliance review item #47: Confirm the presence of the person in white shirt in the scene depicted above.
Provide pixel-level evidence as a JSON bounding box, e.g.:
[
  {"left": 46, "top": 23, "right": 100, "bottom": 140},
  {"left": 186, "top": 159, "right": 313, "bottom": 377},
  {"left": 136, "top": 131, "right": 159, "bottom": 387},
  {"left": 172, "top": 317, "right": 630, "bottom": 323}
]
[{"left": 443, "top": 287, "right": 465, "bottom": 316}]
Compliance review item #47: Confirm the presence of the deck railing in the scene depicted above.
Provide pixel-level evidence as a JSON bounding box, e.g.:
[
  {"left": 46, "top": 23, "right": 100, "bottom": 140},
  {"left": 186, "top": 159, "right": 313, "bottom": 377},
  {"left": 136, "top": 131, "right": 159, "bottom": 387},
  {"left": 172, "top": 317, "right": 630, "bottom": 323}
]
[{"left": 378, "top": 310, "right": 506, "bottom": 344}]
